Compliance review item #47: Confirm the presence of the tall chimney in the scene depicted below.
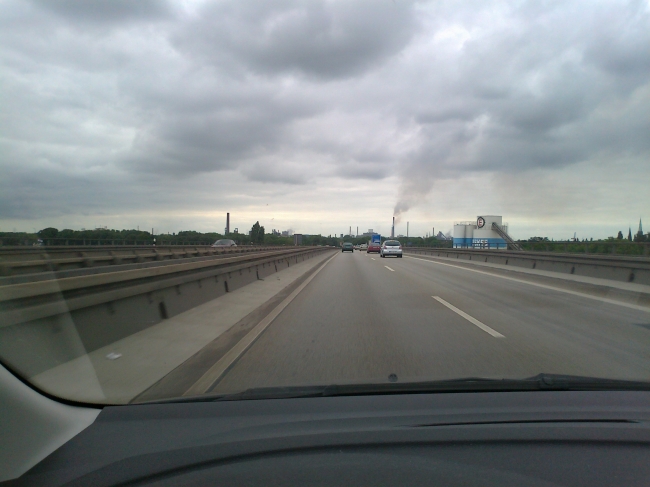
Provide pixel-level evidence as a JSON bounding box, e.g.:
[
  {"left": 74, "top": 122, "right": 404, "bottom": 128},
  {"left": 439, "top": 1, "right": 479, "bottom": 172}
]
[
  {"left": 392, "top": 217, "right": 395, "bottom": 238},
  {"left": 226, "top": 213, "right": 230, "bottom": 235}
]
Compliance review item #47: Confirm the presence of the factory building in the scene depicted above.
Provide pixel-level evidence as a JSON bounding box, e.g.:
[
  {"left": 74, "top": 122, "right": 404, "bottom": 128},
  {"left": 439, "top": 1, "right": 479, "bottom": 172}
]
[{"left": 453, "top": 216, "right": 513, "bottom": 249}]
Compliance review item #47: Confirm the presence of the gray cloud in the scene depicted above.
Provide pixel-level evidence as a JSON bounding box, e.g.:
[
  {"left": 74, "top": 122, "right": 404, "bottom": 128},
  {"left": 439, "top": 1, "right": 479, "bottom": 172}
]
[
  {"left": 1, "top": 0, "right": 649, "bottom": 237},
  {"left": 173, "top": 0, "right": 417, "bottom": 79},
  {"left": 29, "top": 0, "right": 174, "bottom": 24},
  {"left": 392, "top": 0, "right": 650, "bottom": 218}
]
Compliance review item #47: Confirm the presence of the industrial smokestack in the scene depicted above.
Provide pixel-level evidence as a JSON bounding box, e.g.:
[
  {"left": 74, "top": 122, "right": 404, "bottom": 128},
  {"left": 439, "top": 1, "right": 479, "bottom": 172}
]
[
  {"left": 392, "top": 217, "right": 395, "bottom": 238},
  {"left": 226, "top": 213, "right": 230, "bottom": 235}
]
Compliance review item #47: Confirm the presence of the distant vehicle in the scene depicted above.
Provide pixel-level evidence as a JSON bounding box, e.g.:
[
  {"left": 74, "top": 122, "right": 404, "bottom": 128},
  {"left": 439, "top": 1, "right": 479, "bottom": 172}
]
[
  {"left": 380, "top": 240, "right": 402, "bottom": 258},
  {"left": 342, "top": 242, "right": 354, "bottom": 252},
  {"left": 367, "top": 241, "right": 381, "bottom": 253},
  {"left": 32, "top": 239, "right": 44, "bottom": 246},
  {"left": 359, "top": 243, "right": 367, "bottom": 250},
  {"left": 211, "top": 239, "right": 237, "bottom": 247}
]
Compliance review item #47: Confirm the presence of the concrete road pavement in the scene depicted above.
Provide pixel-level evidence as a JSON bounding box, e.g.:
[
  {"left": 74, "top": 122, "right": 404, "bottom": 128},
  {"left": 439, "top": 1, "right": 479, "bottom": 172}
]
[{"left": 212, "top": 250, "right": 650, "bottom": 393}]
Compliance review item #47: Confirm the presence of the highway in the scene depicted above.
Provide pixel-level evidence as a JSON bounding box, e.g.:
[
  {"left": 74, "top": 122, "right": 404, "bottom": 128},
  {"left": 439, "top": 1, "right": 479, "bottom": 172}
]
[{"left": 211, "top": 250, "right": 650, "bottom": 393}]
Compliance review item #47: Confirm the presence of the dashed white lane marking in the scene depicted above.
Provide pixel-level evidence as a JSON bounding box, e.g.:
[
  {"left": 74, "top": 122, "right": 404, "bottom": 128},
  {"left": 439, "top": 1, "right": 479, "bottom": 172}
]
[
  {"left": 371, "top": 258, "right": 376, "bottom": 261},
  {"left": 385, "top": 266, "right": 395, "bottom": 272},
  {"left": 432, "top": 296, "right": 505, "bottom": 338},
  {"left": 406, "top": 256, "right": 650, "bottom": 313}
]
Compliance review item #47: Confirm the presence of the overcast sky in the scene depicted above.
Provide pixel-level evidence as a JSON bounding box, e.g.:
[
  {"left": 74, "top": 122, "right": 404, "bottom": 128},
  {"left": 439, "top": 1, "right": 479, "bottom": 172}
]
[{"left": 1, "top": 0, "right": 649, "bottom": 239}]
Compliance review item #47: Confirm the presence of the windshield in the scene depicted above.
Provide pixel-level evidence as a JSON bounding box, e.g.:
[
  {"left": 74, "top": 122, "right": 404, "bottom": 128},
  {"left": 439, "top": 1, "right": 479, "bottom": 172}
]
[{"left": 1, "top": 0, "right": 649, "bottom": 405}]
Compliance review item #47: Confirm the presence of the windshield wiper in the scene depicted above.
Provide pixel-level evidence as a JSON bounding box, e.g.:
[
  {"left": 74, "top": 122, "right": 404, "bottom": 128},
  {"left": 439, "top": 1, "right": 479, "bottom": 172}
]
[{"left": 140, "top": 374, "right": 650, "bottom": 404}]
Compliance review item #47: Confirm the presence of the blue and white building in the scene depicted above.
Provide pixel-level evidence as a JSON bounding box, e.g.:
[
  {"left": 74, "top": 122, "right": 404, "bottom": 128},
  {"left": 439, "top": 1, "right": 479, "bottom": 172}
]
[{"left": 453, "top": 216, "right": 509, "bottom": 249}]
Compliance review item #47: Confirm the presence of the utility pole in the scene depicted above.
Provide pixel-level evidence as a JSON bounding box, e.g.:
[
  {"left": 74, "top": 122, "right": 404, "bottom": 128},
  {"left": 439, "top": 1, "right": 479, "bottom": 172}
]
[{"left": 407, "top": 222, "right": 409, "bottom": 238}]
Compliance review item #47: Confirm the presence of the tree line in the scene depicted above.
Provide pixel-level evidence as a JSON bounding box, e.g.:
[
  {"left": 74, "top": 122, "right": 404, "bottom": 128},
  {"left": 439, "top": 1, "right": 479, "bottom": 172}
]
[{"left": 0, "top": 227, "right": 453, "bottom": 247}]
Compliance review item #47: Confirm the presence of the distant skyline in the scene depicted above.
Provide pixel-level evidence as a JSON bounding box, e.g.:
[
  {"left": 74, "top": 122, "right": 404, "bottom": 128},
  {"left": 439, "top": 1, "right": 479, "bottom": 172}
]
[
  {"left": 2, "top": 1, "right": 649, "bottom": 240},
  {"left": 5, "top": 211, "right": 646, "bottom": 243}
]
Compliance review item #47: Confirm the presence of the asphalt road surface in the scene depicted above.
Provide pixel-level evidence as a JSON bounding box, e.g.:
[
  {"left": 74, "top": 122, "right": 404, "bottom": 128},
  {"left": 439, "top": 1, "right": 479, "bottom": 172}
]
[{"left": 213, "top": 250, "right": 650, "bottom": 393}]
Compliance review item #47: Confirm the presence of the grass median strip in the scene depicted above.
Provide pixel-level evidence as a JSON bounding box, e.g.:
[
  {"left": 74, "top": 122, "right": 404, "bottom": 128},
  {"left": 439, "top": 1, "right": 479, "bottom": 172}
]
[{"left": 432, "top": 296, "right": 505, "bottom": 338}]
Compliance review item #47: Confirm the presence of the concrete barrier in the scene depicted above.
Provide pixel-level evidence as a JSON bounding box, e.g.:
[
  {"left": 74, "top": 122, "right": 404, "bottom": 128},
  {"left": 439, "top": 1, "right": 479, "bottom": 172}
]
[
  {"left": 404, "top": 248, "right": 650, "bottom": 285},
  {"left": 0, "top": 245, "right": 299, "bottom": 277},
  {"left": 0, "top": 247, "right": 334, "bottom": 378}
]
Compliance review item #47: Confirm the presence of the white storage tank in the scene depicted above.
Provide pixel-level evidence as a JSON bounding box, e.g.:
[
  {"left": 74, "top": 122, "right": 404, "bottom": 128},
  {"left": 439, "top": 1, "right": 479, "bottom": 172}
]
[
  {"left": 472, "top": 215, "right": 507, "bottom": 249},
  {"left": 453, "top": 222, "right": 475, "bottom": 248}
]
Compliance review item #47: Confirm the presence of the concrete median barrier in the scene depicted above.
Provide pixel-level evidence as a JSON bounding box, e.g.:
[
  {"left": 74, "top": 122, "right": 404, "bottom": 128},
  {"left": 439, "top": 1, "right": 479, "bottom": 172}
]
[
  {"left": 0, "top": 247, "right": 334, "bottom": 381},
  {"left": 404, "top": 248, "right": 650, "bottom": 285}
]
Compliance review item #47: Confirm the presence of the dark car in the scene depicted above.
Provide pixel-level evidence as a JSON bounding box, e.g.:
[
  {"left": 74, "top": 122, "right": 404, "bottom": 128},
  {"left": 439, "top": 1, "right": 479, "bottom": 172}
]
[{"left": 342, "top": 242, "right": 354, "bottom": 252}]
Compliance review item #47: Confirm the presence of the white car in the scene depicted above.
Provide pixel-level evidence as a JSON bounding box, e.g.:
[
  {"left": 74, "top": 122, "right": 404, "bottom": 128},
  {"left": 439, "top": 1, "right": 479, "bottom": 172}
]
[
  {"left": 211, "top": 239, "right": 237, "bottom": 247},
  {"left": 380, "top": 240, "right": 402, "bottom": 258}
]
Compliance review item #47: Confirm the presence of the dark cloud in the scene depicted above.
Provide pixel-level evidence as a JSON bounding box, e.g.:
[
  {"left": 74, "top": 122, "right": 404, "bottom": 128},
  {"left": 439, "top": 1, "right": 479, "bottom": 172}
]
[
  {"left": 29, "top": 0, "right": 174, "bottom": 24},
  {"left": 336, "top": 160, "right": 391, "bottom": 180},
  {"left": 174, "top": 0, "right": 417, "bottom": 79}
]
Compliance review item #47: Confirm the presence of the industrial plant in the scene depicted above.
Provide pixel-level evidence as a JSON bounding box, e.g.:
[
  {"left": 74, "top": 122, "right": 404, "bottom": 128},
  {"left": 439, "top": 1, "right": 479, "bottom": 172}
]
[{"left": 453, "top": 216, "right": 518, "bottom": 250}]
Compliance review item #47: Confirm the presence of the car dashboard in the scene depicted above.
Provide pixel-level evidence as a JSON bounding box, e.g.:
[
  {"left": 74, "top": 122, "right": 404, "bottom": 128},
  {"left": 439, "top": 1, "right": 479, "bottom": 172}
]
[{"left": 5, "top": 390, "right": 650, "bottom": 486}]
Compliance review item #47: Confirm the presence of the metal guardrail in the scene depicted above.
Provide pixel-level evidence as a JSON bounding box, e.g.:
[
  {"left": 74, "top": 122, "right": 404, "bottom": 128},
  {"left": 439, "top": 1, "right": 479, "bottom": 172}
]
[
  {"left": 0, "top": 238, "right": 232, "bottom": 246},
  {"left": 404, "top": 247, "right": 650, "bottom": 285},
  {"left": 0, "top": 245, "right": 298, "bottom": 277},
  {"left": 518, "top": 241, "right": 650, "bottom": 256}
]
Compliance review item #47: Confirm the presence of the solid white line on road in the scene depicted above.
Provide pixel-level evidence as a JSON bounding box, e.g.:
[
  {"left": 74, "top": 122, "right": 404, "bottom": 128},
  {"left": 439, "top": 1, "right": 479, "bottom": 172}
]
[
  {"left": 407, "top": 256, "right": 650, "bottom": 313},
  {"left": 385, "top": 266, "right": 395, "bottom": 272},
  {"left": 183, "top": 251, "right": 339, "bottom": 396},
  {"left": 432, "top": 296, "right": 505, "bottom": 338}
]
